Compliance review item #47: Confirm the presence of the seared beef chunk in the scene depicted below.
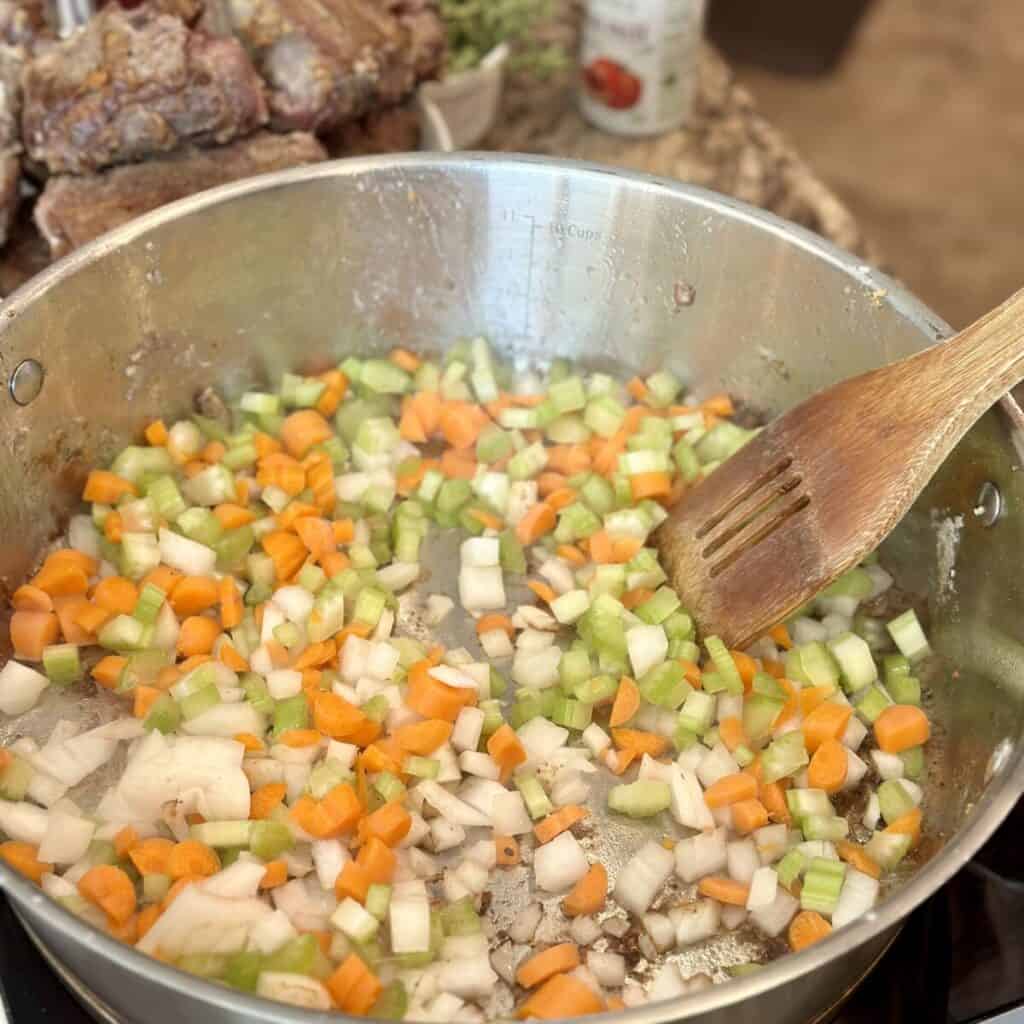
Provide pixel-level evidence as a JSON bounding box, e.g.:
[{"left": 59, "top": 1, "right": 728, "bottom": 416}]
[
  {"left": 22, "top": 5, "right": 268, "bottom": 174},
  {"left": 324, "top": 102, "right": 420, "bottom": 157},
  {"left": 0, "top": 1, "right": 49, "bottom": 50},
  {"left": 0, "top": 43, "right": 23, "bottom": 244},
  {"left": 34, "top": 129, "right": 324, "bottom": 255},
  {"left": 214, "top": 0, "right": 443, "bottom": 133}
]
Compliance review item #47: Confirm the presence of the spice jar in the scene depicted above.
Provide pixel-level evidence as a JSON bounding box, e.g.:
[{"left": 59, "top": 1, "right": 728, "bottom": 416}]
[{"left": 579, "top": 0, "right": 706, "bottom": 136}]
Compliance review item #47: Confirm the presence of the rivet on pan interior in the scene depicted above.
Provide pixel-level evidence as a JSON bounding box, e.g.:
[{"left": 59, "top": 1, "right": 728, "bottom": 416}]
[
  {"left": 9, "top": 358, "right": 43, "bottom": 405},
  {"left": 974, "top": 481, "right": 1002, "bottom": 527}
]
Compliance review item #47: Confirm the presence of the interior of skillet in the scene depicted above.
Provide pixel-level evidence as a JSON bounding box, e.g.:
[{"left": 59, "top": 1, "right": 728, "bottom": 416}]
[{"left": 0, "top": 157, "right": 1020, "bottom": 1000}]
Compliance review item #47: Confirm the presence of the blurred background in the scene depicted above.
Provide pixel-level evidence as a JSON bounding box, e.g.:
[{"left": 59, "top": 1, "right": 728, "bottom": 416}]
[{"left": 709, "top": 0, "right": 1024, "bottom": 329}]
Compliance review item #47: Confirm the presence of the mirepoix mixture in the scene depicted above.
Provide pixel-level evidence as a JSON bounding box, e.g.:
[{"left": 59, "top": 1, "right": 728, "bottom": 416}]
[{"left": 0, "top": 342, "right": 933, "bottom": 1018}]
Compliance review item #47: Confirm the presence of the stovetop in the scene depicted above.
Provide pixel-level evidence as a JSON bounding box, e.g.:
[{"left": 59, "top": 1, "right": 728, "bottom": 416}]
[{"left": 0, "top": 804, "right": 1020, "bottom": 1024}]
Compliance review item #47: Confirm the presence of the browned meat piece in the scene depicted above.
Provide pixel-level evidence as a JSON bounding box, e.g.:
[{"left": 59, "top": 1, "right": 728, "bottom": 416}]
[
  {"left": 99, "top": 0, "right": 205, "bottom": 25},
  {"left": 22, "top": 5, "right": 268, "bottom": 174},
  {"left": 0, "top": 43, "right": 24, "bottom": 245},
  {"left": 324, "top": 102, "right": 420, "bottom": 157},
  {"left": 214, "top": 0, "right": 443, "bottom": 133},
  {"left": 0, "top": 1, "right": 49, "bottom": 50},
  {"left": 34, "top": 130, "right": 325, "bottom": 256}
]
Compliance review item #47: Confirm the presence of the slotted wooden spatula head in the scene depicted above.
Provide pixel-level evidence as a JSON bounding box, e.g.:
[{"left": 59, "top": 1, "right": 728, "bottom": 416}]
[{"left": 656, "top": 287, "right": 1024, "bottom": 647}]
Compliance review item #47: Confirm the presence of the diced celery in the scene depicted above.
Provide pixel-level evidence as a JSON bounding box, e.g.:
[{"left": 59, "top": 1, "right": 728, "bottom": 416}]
[
  {"left": 677, "top": 690, "right": 715, "bottom": 735},
  {"left": 822, "top": 568, "right": 874, "bottom": 600},
  {"left": 370, "top": 981, "right": 408, "bottom": 1021},
  {"left": 551, "top": 697, "right": 593, "bottom": 730},
  {"left": 887, "top": 609, "right": 931, "bottom": 662},
  {"left": 673, "top": 725, "right": 698, "bottom": 751},
  {"left": 549, "top": 376, "right": 586, "bottom": 414},
  {"left": 776, "top": 849, "right": 806, "bottom": 890},
  {"left": 214, "top": 526, "right": 255, "bottom": 570},
  {"left": 142, "top": 873, "right": 171, "bottom": 904},
  {"left": 177, "top": 507, "right": 224, "bottom": 547},
  {"left": 179, "top": 684, "right": 220, "bottom": 720},
  {"left": 855, "top": 684, "right": 893, "bottom": 724},
  {"left": 553, "top": 503, "right": 602, "bottom": 543},
  {"left": 761, "top": 731, "right": 810, "bottom": 783},
  {"left": 476, "top": 424, "right": 514, "bottom": 463},
  {"left": 353, "top": 587, "right": 387, "bottom": 628},
  {"left": 362, "top": 695, "right": 390, "bottom": 724},
  {"left": 146, "top": 476, "right": 187, "bottom": 521},
  {"left": 355, "top": 418, "right": 400, "bottom": 459},
  {"left": 272, "top": 694, "right": 310, "bottom": 737},
  {"left": 573, "top": 674, "right": 617, "bottom": 706},
  {"left": 515, "top": 774, "right": 553, "bottom": 820},
  {"left": 440, "top": 897, "right": 481, "bottom": 936},
  {"left": 133, "top": 583, "right": 166, "bottom": 625},
  {"left": 249, "top": 820, "right": 295, "bottom": 860},
  {"left": 900, "top": 746, "right": 925, "bottom": 781},
  {"left": 144, "top": 693, "right": 182, "bottom": 733},
  {"left": 499, "top": 530, "right": 527, "bottom": 574},
  {"left": 704, "top": 635, "right": 744, "bottom": 695},
  {"left": 743, "top": 693, "right": 785, "bottom": 742},
  {"left": 298, "top": 563, "right": 327, "bottom": 594},
  {"left": 589, "top": 564, "right": 626, "bottom": 598},
  {"left": 309, "top": 759, "right": 353, "bottom": 799},
  {"left": 864, "top": 830, "right": 912, "bottom": 871},
  {"left": 559, "top": 649, "right": 592, "bottom": 693},
  {"left": 644, "top": 369, "right": 681, "bottom": 408},
  {"left": 112, "top": 446, "right": 175, "bottom": 484},
  {"left": 178, "top": 954, "right": 229, "bottom": 979},
  {"left": 120, "top": 532, "right": 161, "bottom": 580},
  {"left": 579, "top": 474, "right": 615, "bottom": 515},
  {"left": 800, "top": 858, "right": 846, "bottom": 915},
  {"left": 43, "top": 643, "right": 81, "bottom": 685},
  {"left": 829, "top": 632, "right": 878, "bottom": 692},
  {"left": 546, "top": 414, "right": 592, "bottom": 444},
  {"left": 98, "top": 614, "right": 148, "bottom": 652},
  {"left": 785, "top": 642, "right": 840, "bottom": 688},
  {"left": 478, "top": 700, "right": 504, "bottom": 738},
  {"left": 638, "top": 661, "right": 689, "bottom": 708},
  {"left": 694, "top": 422, "right": 755, "bottom": 463},
  {"left": 801, "top": 815, "right": 850, "bottom": 842},
  {"left": 241, "top": 673, "right": 275, "bottom": 715},
  {"left": 191, "top": 821, "right": 252, "bottom": 848},
  {"left": 362, "top": 359, "right": 411, "bottom": 395},
  {"left": 584, "top": 394, "right": 626, "bottom": 438},
  {"left": 608, "top": 780, "right": 670, "bottom": 818},
  {"left": 878, "top": 779, "right": 916, "bottom": 824},
  {"left": 365, "top": 883, "right": 392, "bottom": 922},
  {"left": 672, "top": 438, "right": 701, "bottom": 482},
  {"left": 405, "top": 756, "right": 439, "bottom": 779},
  {"left": 507, "top": 442, "right": 548, "bottom": 481},
  {"left": 635, "top": 587, "right": 681, "bottom": 625},
  {"left": 0, "top": 755, "right": 33, "bottom": 800},
  {"left": 265, "top": 934, "right": 322, "bottom": 976},
  {"left": 786, "top": 789, "right": 834, "bottom": 821},
  {"left": 185, "top": 465, "right": 236, "bottom": 507}
]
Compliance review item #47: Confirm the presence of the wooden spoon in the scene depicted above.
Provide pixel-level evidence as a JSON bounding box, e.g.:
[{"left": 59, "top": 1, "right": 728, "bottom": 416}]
[{"left": 656, "top": 287, "right": 1024, "bottom": 648}]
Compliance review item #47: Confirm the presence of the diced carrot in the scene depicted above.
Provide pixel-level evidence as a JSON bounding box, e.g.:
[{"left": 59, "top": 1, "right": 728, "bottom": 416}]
[
  {"left": 629, "top": 471, "right": 672, "bottom": 501},
  {"left": 440, "top": 402, "right": 487, "bottom": 450},
  {"left": 393, "top": 719, "right": 452, "bottom": 756},
  {"left": 468, "top": 508, "right": 504, "bottom": 531},
  {"left": 169, "top": 576, "right": 219, "bottom": 617},
  {"left": 200, "top": 440, "right": 226, "bottom": 464},
  {"left": 359, "top": 741, "right": 403, "bottom": 775},
  {"left": 335, "top": 862, "right": 371, "bottom": 904},
  {"left": 218, "top": 641, "right": 249, "bottom": 677},
  {"left": 260, "top": 860, "right": 289, "bottom": 890},
  {"left": 798, "top": 685, "right": 833, "bottom": 718},
  {"left": 398, "top": 404, "right": 427, "bottom": 443},
  {"left": 409, "top": 391, "right": 443, "bottom": 435},
  {"left": 769, "top": 623, "right": 793, "bottom": 650},
  {"left": 883, "top": 807, "right": 923, "bottom": 848},
  {"left": 874, "top": 705, "right": 930, "bottom": 753},
  {"left": 697, "top": 876, "right": 751, "bottom": 906},
  {"left": 476, "top": 613, "right": 515, "bottom": 638},
  {"left": 356, "top": 836, "right": 397, "bottom": 884},
  {"left": 313, "top": 691, "right": 367, "bottom": 740},
  {"left": 396, "top": 459, "right": 428, "bottom": 495},
  {"left": 233, "top": 732, "right": 264, "bottom": 753},
  {"left": 133, "top": 685, "right": 161, "bottom": 720},
  {"left": 127, "top": 837, "right": 175, "bottom": 876},
  {"left": 837, "top": 840, "right": 882, "bottom": 879},
  {"left": 250, "top": 783, "right": 287, "bottom": 821},
  {"left": 359, "top": 802, "right": 412, "bottom": 847},
  {"left": 279, "top": 729, "right": 322, "bottom": 748},
  {"left": 32, "top": 561, "right": 89, "bottom": 598},
  {"left": 92, "top": 655, "right": 127, "bottom": 690},
  {"left": 113, "top": 826, "right": 139, "bottom": 859},
  {"left": 440, "top": 449, "right": 477, "bottom": 479},
  {"left": 516, "top": 503, "right": 557, "bottom": 544},
  {"left": 562, "top": 863, "right": 607, "bottom": 917},
  {"left": 807, "top": 738, "right": 849, "bottom": 793},
  {"left": 327, "top": 953, "right": 382, "bottom": 1015},
  {"left": 292, "top": 784, "right": 361, "bottom": 839},
  {"left": 760, "top": 780, "right": 792, "bottom": 825},
  {"left": 611, "top": 728, "right": 668, "bottom": 757},
  {"left": 719, "top": 716, "right": 748, "bottom": 753},
  {"left": 607, "top": 748, "right": 638, "bottom": 775},
  {"left": 107, "top": 911, "right": 139, "bottom": 944},
  {"left": 144, "top": 420, "right": 169, "bottom": 446},
  {"left": 142, "top": 566, "right": 182, "bottom": 597},
  {"left": 213, "top": 503, "right": 256, "bottom": 530},
  {"left": 53, "top": 595, "right": 94, "bottom": 644},
  {"left": 10, "top": 611, "right": 59, "bottom": 661},
  {"left": 280, "top": 410, "right": 333, "bottom": 459},
  {"left": 533, "top": 805, "right": 588, "bottom": 845},
  {"left": 593, "top": 430, "right": 627, "bottom": 477},
  {"left": 731, "top": 798, "right": 770, "bottom": 834},
  {"left": 406, "top": 661, "right": 476, "bottom": 721},
  {"left": 166, "top": 840, "right": 220, "bottom": 879},
  {"left": 545, "top": 487, "right": 577, "bottom": 512},
  {"left": 390, "top": 347, "right": 421, "bottom": 372},
  {"left": 78, "top": 865, "right": 137, "bottom": 925},
  {"left": 104, "top": 510, "right": 123, "bottom": 542},
  {"left": 626, "top": 377, "right": 649, "bottom": 401},
  {"left": 93, "top": 576, "right": 139, "bottom": 616},
  {"left": 789, "top": 910, "right": 832, "bottom": 951},
  {"left": 253, "top": 432, "right": 282, "bottom": 459},
  {"left": 802, "top": 703, "right": 852, "bottom": 753},
  {"left": 320, "top": 551, "right": 351, "bottom": 578},
  {"left": 730, "top": 650, "right": 759, "bottom": 690},
  {"left": 610, "top": 677, "right": 641, "bottom": 727},
  {"left": 177, "top": 615, "right": 221, "bottom": 657},
  {"left": 537, "top": 472, "right": 568, "bottom": 498},
  {"left": 516, "top": 973, "right": 604, "bottom": 1019},
  {"left": 136, "top": 903, "right": 162, "bottom": 940},
  {"left": 257, "top": 453, "right": 306, "bottom": 496},
  {"left": 0, "top": 841, "right": 52, "bottom": 883},
  {"left": 43, "top": 552, "right": 100, "bottom": 584},
  {"left": 487, "top": 723, "right": 527, "bottom": 781},
  {"left": 703, "top": 772, "right": 758, "bottom": 808},
  {"left": 72, "top": 601, "right": 113, "bottom": 638},
  {"left": 702, "top": 393, "right": 735, "bottom": 418},
  {"left": 295, "top": 516, "right": 337, "bottom": 562},
  {"left": 83, "top": 470, "right": 137, "bottom": 504},
  {"left": 12, "top": 585, "right": 53, "bottom": 613},
  {"left": 547, "top": 445, "right": 591, "bottom": 475},
  {"left": 262, "top": 530, "right": 308, "bottom": 582},
  {"left": 556, "top": 544, "right": 587, "bottom": 567},
  {"left": 607, "top": 997, "right": 626, "bottom": 1011},
  {"left": 294, "top": 640, "right": 335, "bottom": 670},
  {"left": 527, "top": 579, "right": 557, "bottom": 605},
  {"left": 496, "top": 835, "right": 521, "bottom": 866},
  {"left": 679, "top": 659, "right": 703, "bottom": 687},
  {"left": 620, "top": 588, "right": 655, "bottom": 611},
  {"left": 277, "top": 501, "right": 319, "bottom": 531},
  {"left": 517, "top": 943, "right": 582, "bottom": 989}
]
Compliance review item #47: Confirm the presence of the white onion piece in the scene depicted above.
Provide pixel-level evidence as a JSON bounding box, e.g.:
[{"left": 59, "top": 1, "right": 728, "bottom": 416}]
[
  {"left": 588, "top": 951, "right": 625, "bottom": 988},
  {"left": 534, "top": 831, "right": 589, "bottom": 893},
  {"left": 511, "top": 646, "right": 561, "bottom": 689},
  {"left": 627, "top": 624, "right": 668, "bottom": 678},
  {"left": 390, "top": 892, "right": 431, "bottom": 954},
  {"left": 508, "top": 902, "right": 542, "bottom": 943},
  {"left": 697, "top": 743, "right": 739, "bottom": 788},
  {"left": 749, "top": 885, "right": 800, "bottom": 938},
  {"left": 670, "top": 767, "right": 715, "bottom": 832},
  {"left": 457, "top": 778, "right": 507, "bottom": 818},
  {"left": 615, "top": 841, "right": 674, "bottom": 915},
  {"left": 438, "top": 956, "right": 498, "bottom": 1000},
  {"left": 863, "top": 793, "right": 881, "bottom": 831},
  {"left": 451, "top": 708, "right": 486, "bottom": 754},
  {"left": 754, "top": 824, "right": 789, "bottom": 864},
  {"left": 0, "top": 662, "right": 49, "bottom": 713},
  {"left": 0, "top": 801, "right": 48, "bottom": 844},
  {"left": 459, "top": 566, "right": 506, "bottom": 611},
  {"left": 720, "top": 904, "right": 748, "bottom": 930},
  {"left": 257, "top": 973, "right": 331, "bottom": 1010},
  {"left": 461, "top": 537, "right": 500, "bottom": 568},
  {"left": 677, "top": 743, "right": 710, "bottom": 774},
  {"left": 871, "top": 749, "right": 906, "bottom": 781},
  {"left": 479, "top": 629, "right": 514, "bottom": 660},
  {"left": 38, "top": 811, "right": 94, "bottom": 865},
  {"left": 746, "top": 866, "right": 779, "bottom": 910},
  {"left": 182, "top": 703, "right": 266, "bottom": 738},
  {"left": 458, "top": 751, "right": 499, "bottom": 780},
  {"left": 202, "top": 858, "right": 267, "bottom": 900},
  {"left": 675, "top": 828, "right": 728, "bottom": 883},
  {"left": 843, "top": 749, "right": 870, "bottom": 791},
  {"left": 516, "top": 718, "right": 569, "bottom": 763},
  {"left": 832, "top": 868, "right": 880, "bottom": 928},
  {"left": 581, "top": 724, "right": 611, "bottom": 757},
  {"left": 642, "top": 912, "right": 676, "bottom": 952},
  {"left": 675, "top": 899, "right": 720, "bottom": 947},
  {"left": 429, "top": 818, "right": 466, "bottom": 852},
  {"left": 416, "top": 781, "right": 490, "bottom": 828},
  {"left": 648, "top": 963, "right": 688, "bottom": 1002},
  {"left": 158, "top": 528, "right": 216, "bottom": 576},
  {"left": 489, "top": 791, "right": 533, "bottom": 835},
  {"left": 311, "top": 839, "right": 349, "bottom": 891},
  {"left": 570, "top": 915, "right": 602, "bottom": 946},
  {"left": 726, "top": 839, "right": 760, "bottom": 885},
  {"left": 248, "top": 910, "right": 298, "bottom": 956},
  {"left": 138, "top": 885, "right": 271, "bottom": 956}
]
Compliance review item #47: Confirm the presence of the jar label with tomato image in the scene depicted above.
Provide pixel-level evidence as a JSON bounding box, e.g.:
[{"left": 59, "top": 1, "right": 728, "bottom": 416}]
[{"left": 579, "top": 0, "right": 706, "bottom": 136}]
